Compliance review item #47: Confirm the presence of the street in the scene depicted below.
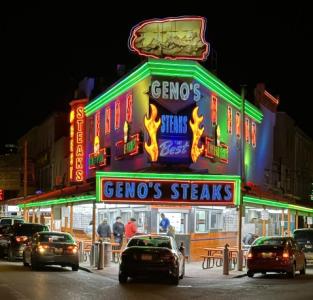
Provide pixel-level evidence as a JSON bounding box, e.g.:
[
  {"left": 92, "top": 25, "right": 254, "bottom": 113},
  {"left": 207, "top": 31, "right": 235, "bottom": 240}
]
[{"left": 1, "top": 259, "right": 313, "bottom": 300}]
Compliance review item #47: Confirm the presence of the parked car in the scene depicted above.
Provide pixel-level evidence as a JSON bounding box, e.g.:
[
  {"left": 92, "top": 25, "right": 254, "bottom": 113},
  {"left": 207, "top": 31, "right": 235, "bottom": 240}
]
[
  {"left": 0, "top": 217, "right": 24, "bottom": 227},
  {"left": 119, "top": 234, "right": 185, "bottom": 285},
  {"left": 247, "top": 236, "right": 306, "bottom": 278},
  {"left": 293, "top": 228, "right": 313, "bottom": 265},
  {"left": 0, "top": 223, "right": 48, "bottom": 261},
  {"left": 23, "top": 231, "right": 79, "bottom": 271}
]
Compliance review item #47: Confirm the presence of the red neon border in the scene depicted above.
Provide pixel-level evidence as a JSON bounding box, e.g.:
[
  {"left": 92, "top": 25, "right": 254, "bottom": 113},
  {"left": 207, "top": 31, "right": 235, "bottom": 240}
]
[
  {"left": 129, "top": 16, "right": 210, "bottom": 61},
  {"left": 100, "top": 178, "right": 235, "bottom": 206}
]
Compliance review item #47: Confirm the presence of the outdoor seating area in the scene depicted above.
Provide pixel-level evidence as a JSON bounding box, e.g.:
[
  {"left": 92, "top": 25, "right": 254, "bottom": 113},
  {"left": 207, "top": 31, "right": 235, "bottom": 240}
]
[{"left": 201, "top": 246, "right": 247, "bottom": 270}]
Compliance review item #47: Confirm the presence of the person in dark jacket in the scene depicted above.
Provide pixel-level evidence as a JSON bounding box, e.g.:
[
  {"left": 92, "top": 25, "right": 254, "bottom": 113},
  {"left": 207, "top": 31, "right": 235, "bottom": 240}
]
[
  {"left": 97, "top": 218, "right": 111, "bottom": 241},
  {"left": 113, "top": 216, "right": 125, "bottom": 248}
]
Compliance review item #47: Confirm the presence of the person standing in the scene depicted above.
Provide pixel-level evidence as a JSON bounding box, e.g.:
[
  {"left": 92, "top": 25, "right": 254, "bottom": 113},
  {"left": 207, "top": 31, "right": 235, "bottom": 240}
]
[
  {"left": 159, "top": 213, "right": 170, "bottom": 233},
  {"left": 167, "top": 225, "right": 175, "bottom": 239},
  {"left": 113, "top": 216, "right": 125, "bottom": 248},
  {"left": 97, "top": 218, "right": 111, "bottom": 241},
  {"left": 125, "top": 218, "right": 137, "bottom": 242}
]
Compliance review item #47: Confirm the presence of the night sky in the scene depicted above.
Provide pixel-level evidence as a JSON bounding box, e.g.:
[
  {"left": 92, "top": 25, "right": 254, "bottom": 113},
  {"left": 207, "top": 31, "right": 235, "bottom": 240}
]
[{"left": 1, "top": 3, "right": 312, "bottom": 144}]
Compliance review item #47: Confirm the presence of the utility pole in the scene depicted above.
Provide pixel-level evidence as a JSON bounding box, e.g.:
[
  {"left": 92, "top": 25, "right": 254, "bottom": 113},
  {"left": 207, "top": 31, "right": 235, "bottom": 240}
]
[
  {"left": 23, "top": 140, "right": 27, "bottom": 197},
  {"left": 237, "top": 85, "right": 246, "bottom": 271}
]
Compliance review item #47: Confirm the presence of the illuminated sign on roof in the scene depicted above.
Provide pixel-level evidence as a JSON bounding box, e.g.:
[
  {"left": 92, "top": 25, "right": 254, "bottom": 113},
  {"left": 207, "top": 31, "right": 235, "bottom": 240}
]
[{"left": 129, "top": 16, "right": 209, "bottom": 61}]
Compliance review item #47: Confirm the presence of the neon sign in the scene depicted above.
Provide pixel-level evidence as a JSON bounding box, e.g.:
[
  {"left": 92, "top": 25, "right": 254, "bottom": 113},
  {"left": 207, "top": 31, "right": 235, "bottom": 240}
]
[
  {"left": 126, "top": 93, "right": 133, "bottom": 123},
  {"left": 245, "top": 118, "right": 250, "bottom": 143},
  {"left": 203, "top": 137, "right": 229, "bottom": 163},
  {"left": 189, "top": 107, "right": 204, "bottom": 163},
  {"left": 115, "top": 99, "right": 120, "bottom": 130},
  {"left": 105, "top": 106, "right": 111, "bottom": 135},
  {"left": 236, "top": 111, "right": 241, "bottom": 139},
  {"left": 151, "top": 80, "right": 201, "bottom": 102},
  {"left": 69, "top": 99, "right": 87, "bottom": 182},
  {"left": 227, "top": 106, "right": 232, "bottom": 134},
  {"left": 144, "top": 104, "right": 161, "bottom": 162},
  {"left": 89, "top": 148, "right": 109, "bottom": 169},
  {"left": 211, "top": 95, "right": 217, "bottom": 126},
  {"left": 100, "top": 178, "right": 234, "bottom": 205},
  {"left": 129, "top": 16, "right": 209, "bottom": 61},
  {"left": 0, "top": 189, "right": 3, "bottom": 201},
  {"left": 115, "top": 126, "right": 142, "bottom": 160},
  {"left": 251, "top": 122, "right": 256, "bottom": 148}
]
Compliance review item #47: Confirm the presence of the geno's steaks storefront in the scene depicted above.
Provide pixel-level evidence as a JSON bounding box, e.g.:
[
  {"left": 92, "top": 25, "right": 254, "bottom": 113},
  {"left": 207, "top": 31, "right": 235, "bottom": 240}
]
[
  {"left": 18, "top": 17, "right": 313, "bottom": 261},
  {"left": 84, "top": 17, "right": 260, "bottom": 260}
]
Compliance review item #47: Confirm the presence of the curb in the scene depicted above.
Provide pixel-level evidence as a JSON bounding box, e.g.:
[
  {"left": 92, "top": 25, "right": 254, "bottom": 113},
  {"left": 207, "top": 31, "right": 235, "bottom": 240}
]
[
  {"left": 232, "top": 273, "right": 247, "bottom": 278},
  {"left": 79, "top": 266, "right": 93, "bottom": 273}
]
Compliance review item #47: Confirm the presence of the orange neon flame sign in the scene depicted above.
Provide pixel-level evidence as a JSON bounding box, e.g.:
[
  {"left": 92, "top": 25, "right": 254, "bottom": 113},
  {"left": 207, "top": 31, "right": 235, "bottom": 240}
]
[
  {"left": 189, "top": 106, "right": 204, "bottom": 163},
  {"left": 144, "top": 104, "right": 161, "bottom": 162}
]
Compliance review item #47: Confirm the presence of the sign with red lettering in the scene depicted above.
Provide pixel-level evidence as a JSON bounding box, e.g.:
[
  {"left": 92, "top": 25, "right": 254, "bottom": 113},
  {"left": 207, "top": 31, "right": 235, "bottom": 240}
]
[
  {"left": 0, "top": 189, "right": 3, "bottom": 201},
  {"left": 69, "top": 99, "right": 87, "bottom": 182}
]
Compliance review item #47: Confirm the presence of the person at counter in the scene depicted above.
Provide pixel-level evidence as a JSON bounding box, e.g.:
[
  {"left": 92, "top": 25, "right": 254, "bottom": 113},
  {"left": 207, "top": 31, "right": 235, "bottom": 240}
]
[{"left": 159, "top": 213, "right": 170, "bottom": 233}]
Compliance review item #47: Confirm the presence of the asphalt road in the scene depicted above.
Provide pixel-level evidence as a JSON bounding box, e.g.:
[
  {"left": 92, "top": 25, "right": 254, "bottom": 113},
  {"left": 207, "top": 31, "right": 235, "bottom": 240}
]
[{"left": 1, "top": 259, "right": 313, "bottom": 300}]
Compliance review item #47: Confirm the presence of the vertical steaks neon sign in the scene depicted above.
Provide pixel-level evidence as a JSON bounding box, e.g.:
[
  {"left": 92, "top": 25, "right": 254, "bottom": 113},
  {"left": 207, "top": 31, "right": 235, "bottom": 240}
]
[{"left": 69, "top": 99, "right": 87, "bottom": 182}]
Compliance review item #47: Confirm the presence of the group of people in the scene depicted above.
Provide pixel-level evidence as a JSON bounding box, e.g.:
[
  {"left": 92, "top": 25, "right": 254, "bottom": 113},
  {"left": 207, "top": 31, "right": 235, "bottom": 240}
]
[
  {"left": 96, "top": 217, "right": 138, "bottom": 247},
  {"left": 94, "top": 213, "right": 175, "bottom": 247}
]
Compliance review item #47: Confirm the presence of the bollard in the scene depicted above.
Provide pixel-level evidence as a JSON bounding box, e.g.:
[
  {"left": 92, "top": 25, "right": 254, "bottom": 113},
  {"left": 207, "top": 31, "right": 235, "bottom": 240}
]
[
  {"left": 78, "top": 241, "right": 84, "bottom": 263},
  {"left": 103, "top": 242, "right": 112, "bottom": 267},
  {"left": 91, "top": 242, "right": 99, "bottom": 267},
  {"left": 223, "top": 243, "right": 229, "bottom": 275},
  {"left": 237, "top": 249, "right": 244, "bottom": 271},
  {"left": 97, "top": 241, "right": 104, "bottom": 270}
]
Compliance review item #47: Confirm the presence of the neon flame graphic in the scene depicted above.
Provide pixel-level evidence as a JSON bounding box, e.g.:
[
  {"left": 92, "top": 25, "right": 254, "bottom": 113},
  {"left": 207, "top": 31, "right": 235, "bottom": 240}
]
[
  {"left": 144, "top": 104, "right": 161, "bottom": 162},
  {"left": 189, "top": 106, "right": 204, "bottom": 163}
]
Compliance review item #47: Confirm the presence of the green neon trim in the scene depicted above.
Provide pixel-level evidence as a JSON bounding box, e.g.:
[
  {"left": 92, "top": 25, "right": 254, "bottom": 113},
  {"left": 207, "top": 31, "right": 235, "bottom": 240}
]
[
  {"left": 243, "top": 196, "right": 313, "bottom": 213},
  {"left": 18, "top": 195, "right": 96, "bottom": 209},
  {"left": 96, "top": 171, "right": 241, "bottom": 205},
  {"left": 85, "top": 59, "right": 263, "bottom": 123}
]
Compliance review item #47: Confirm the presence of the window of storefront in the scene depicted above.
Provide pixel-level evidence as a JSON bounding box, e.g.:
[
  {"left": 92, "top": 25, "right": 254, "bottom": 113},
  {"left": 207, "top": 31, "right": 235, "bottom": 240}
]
[{"left": 195, "top": 208, "right": 224, "bottom": 233}]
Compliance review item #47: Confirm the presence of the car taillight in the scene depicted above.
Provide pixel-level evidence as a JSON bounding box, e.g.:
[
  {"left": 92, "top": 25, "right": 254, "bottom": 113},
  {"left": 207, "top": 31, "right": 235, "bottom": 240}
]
[
  {"left": 282, "top": 251, "right": 289, "bottom": 259},
  {"left": 15, "top": 236, "right": 28, "bottom": 243},
  {"left": 161, "top": 254, "right": 174, "bottom": 262},
  {"left": 67, "top": 246, "right": 78, "bottom": 254}
]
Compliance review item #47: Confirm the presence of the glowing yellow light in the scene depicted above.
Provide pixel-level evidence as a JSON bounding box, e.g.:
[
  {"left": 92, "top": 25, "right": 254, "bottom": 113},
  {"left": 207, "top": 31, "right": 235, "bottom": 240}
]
[
  {"left": 144, "top": 104, "right": 161, "bottom": 162},
  {"left": 189, "top": 106, "right": 204, "bottom": 163},
  {"left": 94, "top": 136, "right": 100, "bottom": 155},
  {"left": 70, "top": 110, "right": 75, "bottom": 123}
]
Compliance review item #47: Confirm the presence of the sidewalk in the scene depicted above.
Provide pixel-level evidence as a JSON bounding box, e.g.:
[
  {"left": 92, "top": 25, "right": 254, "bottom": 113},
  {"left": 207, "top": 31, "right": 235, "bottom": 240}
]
[{"left": 79, "top": 259, "right": 247, "bottom": 281}]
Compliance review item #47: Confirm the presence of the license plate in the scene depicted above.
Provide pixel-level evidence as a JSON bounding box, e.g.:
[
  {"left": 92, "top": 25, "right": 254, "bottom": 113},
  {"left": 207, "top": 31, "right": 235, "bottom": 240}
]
[
  {"left": 54, "top": 248, "right": 63, "bottom": 254},
  {"left": 141, "top": 254, "right": 152, "bottom": 261},
  {"left": 262, "top": 252, "right": 273, "bottom": 258}
]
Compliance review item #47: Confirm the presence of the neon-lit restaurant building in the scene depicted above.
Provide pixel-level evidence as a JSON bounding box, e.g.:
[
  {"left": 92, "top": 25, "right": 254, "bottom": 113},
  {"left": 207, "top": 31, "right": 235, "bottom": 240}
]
[{"left": 17, "top": 17, "right": 313, "bottom": 261}]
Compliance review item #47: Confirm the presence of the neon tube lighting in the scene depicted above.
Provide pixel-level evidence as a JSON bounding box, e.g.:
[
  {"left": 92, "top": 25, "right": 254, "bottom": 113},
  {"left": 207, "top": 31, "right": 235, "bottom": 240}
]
[
  {"left": 18, "top": 195, "right": 96, "bottom": 209},
  {"left": 85, "top": 59, "right": 263, "bottom": 123},
  {"left": 243, "top": 196, "right": 313, "bottom": 214}
]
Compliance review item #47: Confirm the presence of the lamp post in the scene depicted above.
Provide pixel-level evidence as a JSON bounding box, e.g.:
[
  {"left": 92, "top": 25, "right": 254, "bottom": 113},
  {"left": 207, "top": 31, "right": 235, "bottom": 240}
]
[{"left": 237, "top": 85, "right": 246, "bottom": 271}]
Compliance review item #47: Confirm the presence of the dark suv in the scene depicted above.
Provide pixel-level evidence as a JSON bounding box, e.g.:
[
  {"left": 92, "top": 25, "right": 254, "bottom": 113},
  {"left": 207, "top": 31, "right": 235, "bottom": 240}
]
[
  {"left": 293, "top": 228, "right": 313, "bottom": 265},
  {"left": 0, "top": 223, "right": 48, "bottom": 261}
]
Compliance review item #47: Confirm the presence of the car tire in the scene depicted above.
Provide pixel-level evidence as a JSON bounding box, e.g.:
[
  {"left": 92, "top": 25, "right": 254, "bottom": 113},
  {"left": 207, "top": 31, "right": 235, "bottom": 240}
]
[
  {"left": 31, "top": 256, "right": 40, "bottom": 271},
  {"left": 118, "top": 272, "right": 128, "bottom": 283},
  {"left": 179, "top": 261, "right": 185, "bottom": 279},
  {"left": 23, "top": 253, "right": 29, "bottom": 267},
  {"left": 247, "top": 270, "right": 254, "bottom": 278},
  {"left": 72, "top": 265, "right": 79, "bottom": 271},
  {"left": 287, "top": 263, "right": 296, "bottom": 278},
  {"left": 8, "top": 247, "right": 15, "bottom": 262},
  {"left": 300, "top": 261, "right": 306, "bottom": 275}
]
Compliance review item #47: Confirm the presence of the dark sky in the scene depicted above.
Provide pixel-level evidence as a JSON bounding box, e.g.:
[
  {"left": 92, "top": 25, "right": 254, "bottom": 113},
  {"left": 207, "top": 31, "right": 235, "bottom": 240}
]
[{"left": 1, "top": 2, "right": 312, "bottom": 144}]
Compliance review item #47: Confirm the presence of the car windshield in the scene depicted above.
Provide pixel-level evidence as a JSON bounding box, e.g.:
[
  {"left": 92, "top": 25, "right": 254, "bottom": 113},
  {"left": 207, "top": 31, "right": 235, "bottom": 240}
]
[
  {"left": 294, "top": 230, "right": 313, "bottom": 241},
  {"left": 39, "top": 233, "right": 75, "bottom": 243},
  {"left": 128, "top": 237, "right": 172, "bottom": 249},
  {"left": 253, "top": 237, "right": 286, "bottom": 246},
  {"left": 15, "top": 224, "right": 48, "bottom": 235}
]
